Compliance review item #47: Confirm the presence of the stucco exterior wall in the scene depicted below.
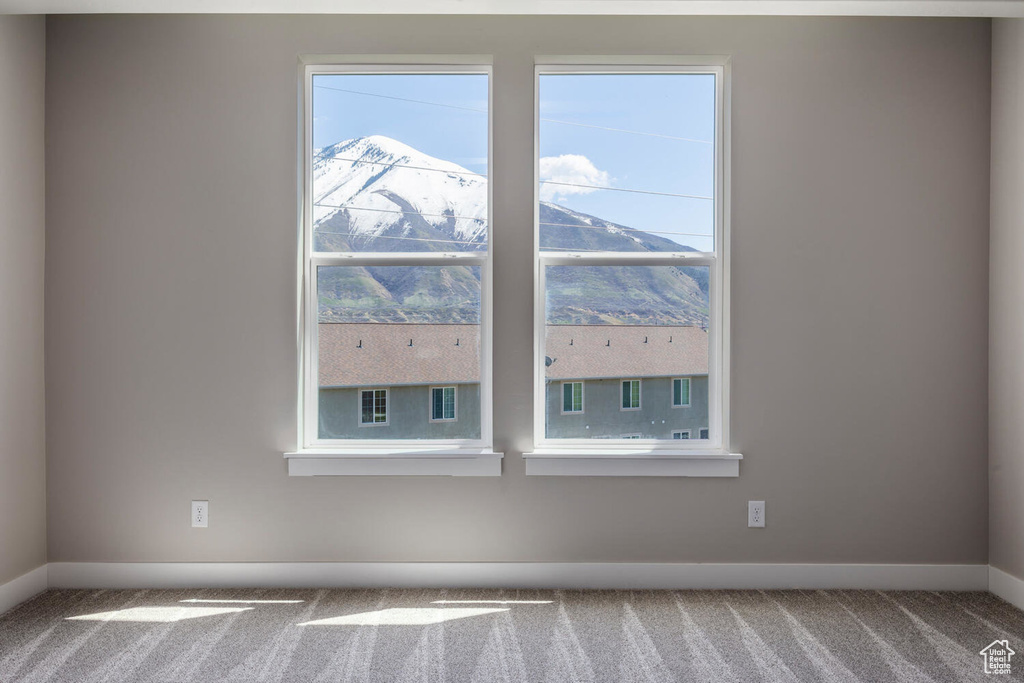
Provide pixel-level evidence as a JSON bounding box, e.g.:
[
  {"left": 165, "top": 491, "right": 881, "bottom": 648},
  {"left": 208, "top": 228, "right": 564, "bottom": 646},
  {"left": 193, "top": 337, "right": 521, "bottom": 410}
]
[{"left": 545, "top": 376, "right": 709, "bottom": 440}]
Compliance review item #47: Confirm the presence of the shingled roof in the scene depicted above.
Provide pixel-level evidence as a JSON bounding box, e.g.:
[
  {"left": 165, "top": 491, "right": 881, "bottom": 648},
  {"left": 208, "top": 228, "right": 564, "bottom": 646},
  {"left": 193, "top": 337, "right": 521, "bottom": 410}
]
[
  {"left": 545, "top": 325, "right": 708, "bottom": 380},
  {"left": 318, "top": 323, "right": 708, "bottom": 388},
  {"left": 319, "top": 323, "right": 480, "bottom": 388}
]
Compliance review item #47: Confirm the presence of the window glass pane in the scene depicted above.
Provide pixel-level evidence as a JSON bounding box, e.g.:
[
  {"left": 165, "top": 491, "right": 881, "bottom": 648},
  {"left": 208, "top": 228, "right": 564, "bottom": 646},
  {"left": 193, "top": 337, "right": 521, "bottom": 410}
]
[
  {"left": 361, "top": 391, "right": 374, "bottom": 424},
  {"left": 318, "top": 265, "right": 481, "bottom": 439},
  {"left": 538, "top": 73, "right": 715, "bottom": 253},
  {"left": 545, "top": 265, "right": 709, "bottom": 440},
  {"left": 563, "top": 382, "right": 583, "bottom": 413},
  {"left": 312, "top": 73, "right": 488, "bottom": 253},
  {"left": 432, "top": 388, "right": 444, "bottom": 420},
  {"left": 674, "top": 377, "right": 690, "bottom": 406},
  {"left": 444, "top": 387, "right": 456, "bottom": 419}
]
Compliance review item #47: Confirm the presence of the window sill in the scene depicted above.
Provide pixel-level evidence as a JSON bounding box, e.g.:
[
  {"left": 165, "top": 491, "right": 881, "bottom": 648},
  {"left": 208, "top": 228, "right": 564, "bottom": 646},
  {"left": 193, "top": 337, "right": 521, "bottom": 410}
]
[
  {"left": 522, "top": 449, "right": 741, "bottom": 477},
  {"left": 284, "top": 448, "right": 503, "bottom": 477}
]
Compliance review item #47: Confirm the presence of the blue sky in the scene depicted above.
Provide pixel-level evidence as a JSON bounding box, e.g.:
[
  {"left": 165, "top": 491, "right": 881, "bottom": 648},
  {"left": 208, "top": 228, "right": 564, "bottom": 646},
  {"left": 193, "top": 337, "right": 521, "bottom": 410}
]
[
  {"left": 312, "top": 74, "right": 489, "bottom": 173},
  {"left": 312, "top": 72, "right": 715, "bottom": 251}
]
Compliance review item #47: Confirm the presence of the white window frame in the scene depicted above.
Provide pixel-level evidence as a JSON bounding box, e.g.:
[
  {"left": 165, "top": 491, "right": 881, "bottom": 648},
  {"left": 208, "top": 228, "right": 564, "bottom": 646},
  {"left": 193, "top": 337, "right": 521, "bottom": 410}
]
[
  {"left": 560, "top": 381, "right": 584, "bottom": 414},
  {"left": 285, "top": 56, "right": 502, "bottom": 477},
  {"left": 359, "top": 388, "right": 390, "bottom": 426},
  {"left": 672, "top": 377, "right": 692, "bottom": 408},
  {"left": 620, "top": 379, "right": 642, "bottom": 411},
  {"left": 430, "top": 385, "right": 458, "bottom": 423},
  {"left": 525, "top": 56, "right": 741, "bottom": 477}
]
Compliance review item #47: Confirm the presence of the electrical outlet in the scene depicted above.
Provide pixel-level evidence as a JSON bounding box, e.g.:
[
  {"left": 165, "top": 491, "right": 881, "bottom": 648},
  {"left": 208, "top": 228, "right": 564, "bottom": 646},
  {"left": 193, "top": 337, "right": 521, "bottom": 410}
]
[
  {"left": 748, "top": 500, "right": 765, "bottom": 528},
  {"left": 191, "top": 500, "right": 209, "bottom": 528}
]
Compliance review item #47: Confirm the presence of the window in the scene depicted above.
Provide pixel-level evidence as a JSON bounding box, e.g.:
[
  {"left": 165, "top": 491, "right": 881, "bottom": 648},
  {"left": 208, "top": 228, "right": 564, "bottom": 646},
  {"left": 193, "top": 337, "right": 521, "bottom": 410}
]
[
  {"left": 700, "top": 428, "right": 709, "bottom": 440},
  {"left": 431, "top": 386, "right": 457, "bottom": 422},
  {"left": 562, "top": 381, "right": 584, "bottom": 413},
  {"left": 361, "top": 389, "right": 388, "bottom": 425},
  {"left": 287, "top": 59, "right": 501, "bottom": 477},
  {"left": 621, "top": 380, "right": 641, "bottom": 410},
  {"left": 673, "top": 378, "right": 691, "bottom": 407},
  {"left": 527, "top": 59, "right": 738, "bottom": 477}
]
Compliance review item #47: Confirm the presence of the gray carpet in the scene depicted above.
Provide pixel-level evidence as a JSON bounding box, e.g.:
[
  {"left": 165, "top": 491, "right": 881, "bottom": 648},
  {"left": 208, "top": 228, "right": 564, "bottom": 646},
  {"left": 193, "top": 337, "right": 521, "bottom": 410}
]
[{"left": 1, "top": 588, "right": 1022, "bottom": 682}]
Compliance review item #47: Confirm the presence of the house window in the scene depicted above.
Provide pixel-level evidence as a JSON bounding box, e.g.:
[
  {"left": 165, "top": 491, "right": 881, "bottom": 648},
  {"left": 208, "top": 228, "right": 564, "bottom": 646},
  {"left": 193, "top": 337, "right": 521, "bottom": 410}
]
[
  {"left": 288, "top": 60, "right": 502, "bottom": 477},
  {"left": 431, "top": 386, "right": 457, "bottom": 422},
  {"left": 621, "top": 380, "right": 641, "bottom": 410},
  {"left": 673, "top": 378, "right": 691, "bottom": 407},
  {"left": 527, "top": 59, "right": 737, "bottom": 476},
  {"left": 699, "top": 428, "right": 709, "bottom": 440},
  {"left": 360, "top": 389, "right": 388, "bottom": 425},
  {"left": 622, "top": 434, "right": 642, "bottom": 439},
  {"left": 673, "top": 430, "right": 691, "bottom": 439},
  {"left": 562, "top": 381, "right": 584, "bottom": 413}
]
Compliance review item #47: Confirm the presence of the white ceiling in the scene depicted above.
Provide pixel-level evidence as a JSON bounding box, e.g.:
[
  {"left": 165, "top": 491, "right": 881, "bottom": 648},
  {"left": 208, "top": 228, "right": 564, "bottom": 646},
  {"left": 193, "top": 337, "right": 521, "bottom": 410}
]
[{"left": 1, "top": 0, "right": 1022, "bottom": 15}]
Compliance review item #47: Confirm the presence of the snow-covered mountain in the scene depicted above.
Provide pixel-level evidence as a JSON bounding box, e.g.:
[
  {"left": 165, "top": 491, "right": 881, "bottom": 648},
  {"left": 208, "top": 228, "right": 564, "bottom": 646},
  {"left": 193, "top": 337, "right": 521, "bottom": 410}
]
[
  {"left": 313, "top": 136, "right": 709, "bottom": 325},
  {"left": 314, "top": 135, "right": 487, "bottom": 250}
]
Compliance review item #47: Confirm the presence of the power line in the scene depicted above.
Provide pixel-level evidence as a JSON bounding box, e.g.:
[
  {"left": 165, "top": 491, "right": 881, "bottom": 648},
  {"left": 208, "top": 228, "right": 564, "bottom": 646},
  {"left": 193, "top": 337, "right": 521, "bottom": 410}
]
[
  {"left": 315, "top": 154, "right": 487, "bottom": 179},
  {"left": 540, "top": 180, "right": 713, "bottom": 201},
  {"left": 313, "top": 84, "right": 712, "bottom": 144},
  {"left": 315, "top": 202, "right": 485, "bottom": 223},
  {"left": 541, "top": 118, "right": 713, "bottom": 145},
  {"left": 538, "top": 221, "right": 711, "bottom": 239},
  {"left": 315, "top": 204, "right": 709, "bottom": 240},
  {"left": 314, "top": 84, "right": 486, "bottom": 114},
  {"left": 314, "top": 153, "right": 709, "bottom": 200},
  {"left": 316, "top": 229, "right": 482, "bottom": 246}
]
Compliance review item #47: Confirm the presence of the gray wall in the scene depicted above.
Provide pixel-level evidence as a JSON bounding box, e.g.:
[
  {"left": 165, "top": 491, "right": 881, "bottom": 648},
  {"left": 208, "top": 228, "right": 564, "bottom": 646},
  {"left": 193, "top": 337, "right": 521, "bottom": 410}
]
[
  {"left": 45, "top": 15, "right": 991, "bottom": 564},
  {"left": 320, "top": 384, "right": 481, "bottom": 440},
  {"left": 0, "top": 15, "right": 47, "bottom": 585},
  {"left": 990, "top": 18, "right": 1024, "bottom": 583},
  {"left": 545, "top": 377, "right": 709, "bottom": 439}
]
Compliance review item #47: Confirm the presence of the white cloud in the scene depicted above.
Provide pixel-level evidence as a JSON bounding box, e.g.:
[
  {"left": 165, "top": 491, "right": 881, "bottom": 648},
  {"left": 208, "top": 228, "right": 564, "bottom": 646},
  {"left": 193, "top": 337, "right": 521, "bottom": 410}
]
[{"left": 539, "top": 154, "right": 610, "bottom": 202}]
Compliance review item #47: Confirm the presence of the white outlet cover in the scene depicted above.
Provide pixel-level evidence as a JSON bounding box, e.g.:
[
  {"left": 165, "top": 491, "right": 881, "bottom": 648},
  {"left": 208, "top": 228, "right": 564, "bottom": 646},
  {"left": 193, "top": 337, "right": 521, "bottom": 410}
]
[
  {"left": 748, "top": 500, "right": 765, "bottom": 528},
  {"left": 192, "top": 500, "right": 209, "bottom": 528}
]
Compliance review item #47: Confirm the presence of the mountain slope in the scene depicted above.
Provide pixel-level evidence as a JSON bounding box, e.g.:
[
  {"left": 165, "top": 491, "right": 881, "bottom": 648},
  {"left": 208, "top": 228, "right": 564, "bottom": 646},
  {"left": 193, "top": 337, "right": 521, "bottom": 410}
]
[
  {"left": 313, "top": 136, "right": 709, "bottom": 326},
  {"left": 314, "top": 135, "right": 487, "bottom": 252}
]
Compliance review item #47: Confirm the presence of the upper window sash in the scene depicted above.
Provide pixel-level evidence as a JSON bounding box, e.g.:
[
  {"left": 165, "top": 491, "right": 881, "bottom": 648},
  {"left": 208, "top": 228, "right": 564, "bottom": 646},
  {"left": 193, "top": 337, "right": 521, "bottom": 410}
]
[{"left": 304, "top": 62, "right": 492, "bottom": 263}]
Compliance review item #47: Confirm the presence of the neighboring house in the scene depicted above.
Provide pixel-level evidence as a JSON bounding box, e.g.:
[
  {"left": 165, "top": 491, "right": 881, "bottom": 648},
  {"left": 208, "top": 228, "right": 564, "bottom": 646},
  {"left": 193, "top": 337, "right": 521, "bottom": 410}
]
[
  {"left": 318, "top": 323, "right": 709, "bottom": 441},
  {"left": 545, "top": 325, "right": 709, "bottom": 440},
  {"left": 318, "top": 323, "right": 481, "bottom": 440}
]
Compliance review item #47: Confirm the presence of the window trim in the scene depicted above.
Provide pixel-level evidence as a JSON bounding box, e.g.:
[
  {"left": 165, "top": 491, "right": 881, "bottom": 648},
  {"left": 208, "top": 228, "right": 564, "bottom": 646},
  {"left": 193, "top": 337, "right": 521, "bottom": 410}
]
[
  {"left": 430, "top": 385, "right": 458, "bottom": 423},
  {"left": 672, "top": 377, "right": 692, "bottom": 408},
  {"left": 526, "top": 56, "right": 740, "bottom": 477},
  {"left": 359, "top": 388, "right": 390, "bottom": 427},
  {"left": 620, "top": 379, "right": 642, "bottom": 411},
  {"left": 286, "top": 56, "right": 502, "bottom": 476},
  {"left": 560, "top": 380, "right": 584, "bottom": 415}
]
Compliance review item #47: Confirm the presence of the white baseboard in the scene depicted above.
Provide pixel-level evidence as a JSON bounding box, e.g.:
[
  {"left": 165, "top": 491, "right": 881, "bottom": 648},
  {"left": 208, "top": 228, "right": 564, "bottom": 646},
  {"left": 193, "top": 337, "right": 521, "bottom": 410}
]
[
  {"left": 989, "top": 565, "right": 1024, "bottom": 610},
  {"left": 0, "top": 565, "right": 48, "bottom": 616},
  {"left": 46, "top": 562, "right": 989, "bottom": 591}
]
